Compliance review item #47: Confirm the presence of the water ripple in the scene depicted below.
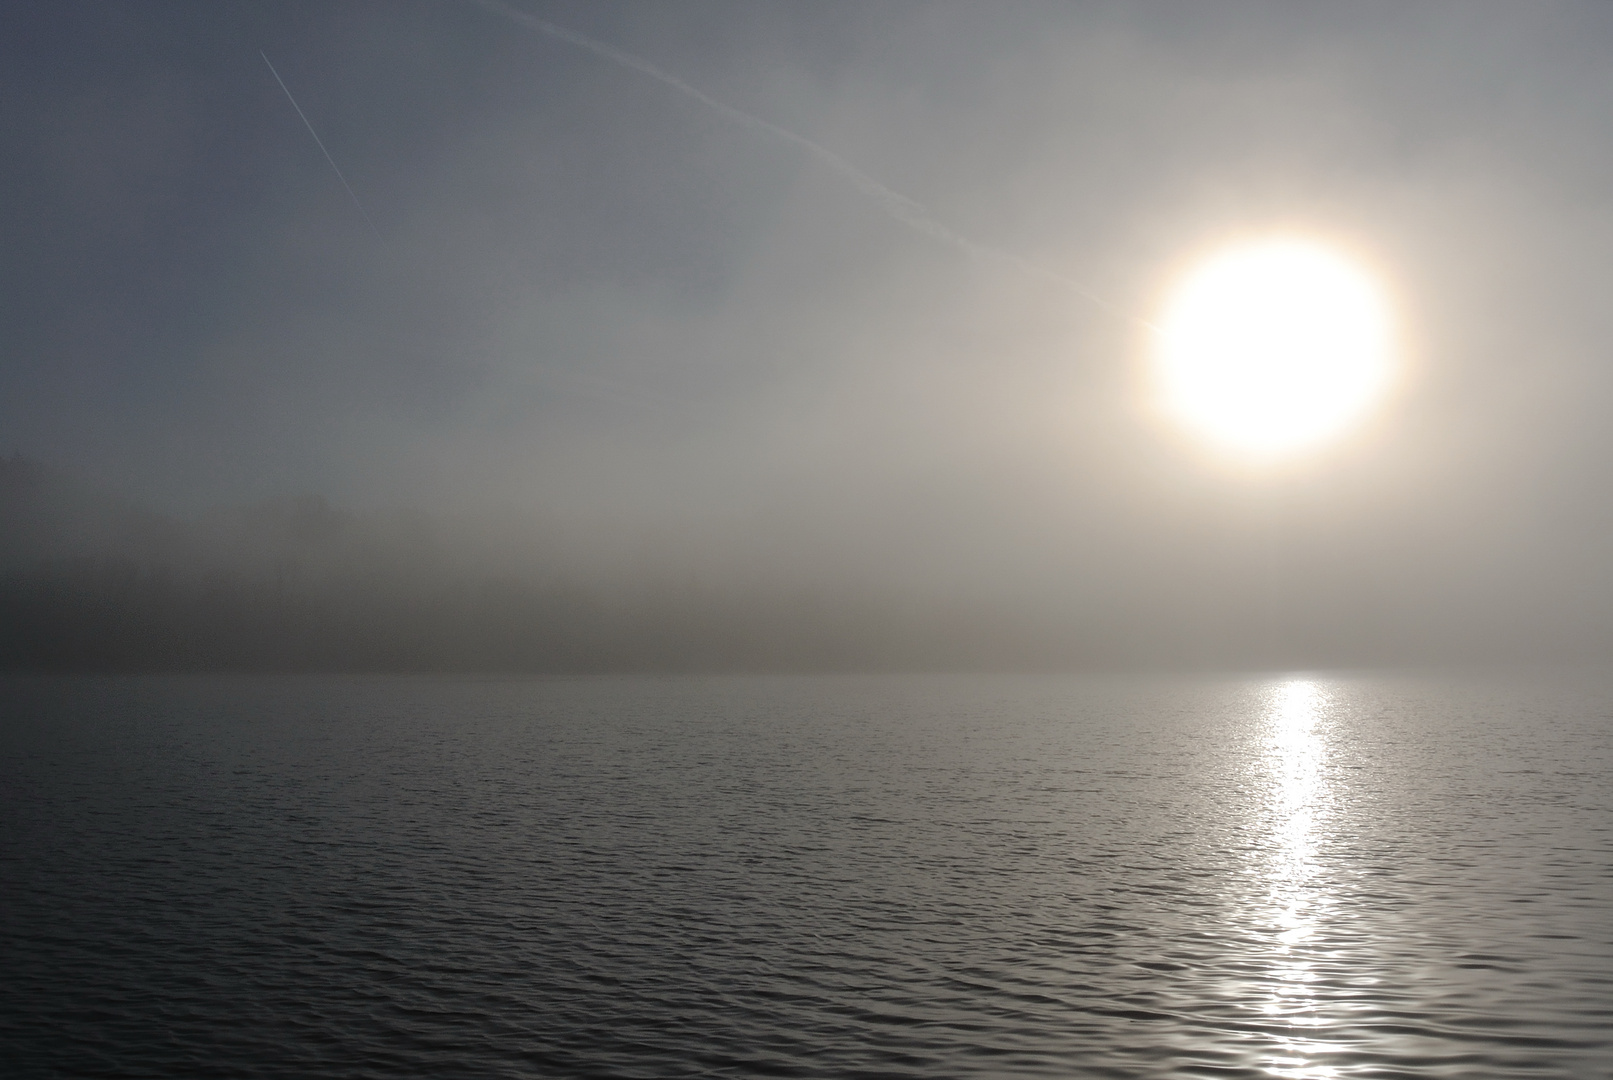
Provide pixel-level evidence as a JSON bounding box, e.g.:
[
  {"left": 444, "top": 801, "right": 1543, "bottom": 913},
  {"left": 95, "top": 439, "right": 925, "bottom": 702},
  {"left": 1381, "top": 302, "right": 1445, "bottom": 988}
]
[{"left": 2, "top": 672, "right": 1609, "bottom": 1077}]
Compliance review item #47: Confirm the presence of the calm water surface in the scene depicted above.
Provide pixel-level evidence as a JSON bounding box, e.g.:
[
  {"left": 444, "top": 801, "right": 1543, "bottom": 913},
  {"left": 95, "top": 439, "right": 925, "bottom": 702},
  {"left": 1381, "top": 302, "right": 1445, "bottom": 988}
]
[{"left": 2, "top": 673, "right": 1609, "bottom": 1078}]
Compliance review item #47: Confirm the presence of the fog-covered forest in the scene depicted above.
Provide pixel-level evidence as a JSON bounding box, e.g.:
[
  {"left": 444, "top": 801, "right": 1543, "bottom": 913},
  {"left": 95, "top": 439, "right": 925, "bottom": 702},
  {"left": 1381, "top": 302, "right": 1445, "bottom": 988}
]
[
  {"left": 0, "top": 456, "right": 1087, "bottom": 671},
  {"left": 9, "top": 452, "right": 1612, "bottom": 673}
]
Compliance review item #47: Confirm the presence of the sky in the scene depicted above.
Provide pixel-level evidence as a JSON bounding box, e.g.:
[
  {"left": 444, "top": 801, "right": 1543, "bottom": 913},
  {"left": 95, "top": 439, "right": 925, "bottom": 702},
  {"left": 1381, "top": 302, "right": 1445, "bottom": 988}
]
[{"left": 5, "top": 0, "right": 1613, "bottom": 668}]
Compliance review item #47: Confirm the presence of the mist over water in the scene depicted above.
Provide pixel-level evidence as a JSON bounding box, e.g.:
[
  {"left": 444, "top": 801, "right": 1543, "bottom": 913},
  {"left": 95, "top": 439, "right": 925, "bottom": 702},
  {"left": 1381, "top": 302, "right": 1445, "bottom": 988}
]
[
  {"left": 4, "top": 450, "right": 1608, "bottom": 673},
  {"left": 7, "top": 3, "right": 1613, "bottom": 672},
  {"left": 3, "top": 672, "right": 1609, "bottom": 1077},
  {"left": 6, "top": 5, "right": 1613, "bottom": 1076}
]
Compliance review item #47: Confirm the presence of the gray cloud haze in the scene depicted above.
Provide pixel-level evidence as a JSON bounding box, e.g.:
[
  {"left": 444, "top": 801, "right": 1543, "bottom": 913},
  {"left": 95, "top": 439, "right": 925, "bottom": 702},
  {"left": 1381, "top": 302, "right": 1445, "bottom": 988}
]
[{"left": 5, "top": 1, "right": 1613, "bottom": 669}]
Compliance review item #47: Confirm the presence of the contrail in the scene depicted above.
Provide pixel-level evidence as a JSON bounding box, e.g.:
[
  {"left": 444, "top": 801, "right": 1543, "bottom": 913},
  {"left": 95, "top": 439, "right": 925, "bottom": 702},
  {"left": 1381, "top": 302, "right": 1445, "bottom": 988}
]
[
  {"left": 468, "top": 0, "right": 1158, "bottom": 332},
  {"left": 260, "top": 50, "right": 379, "bottom": 236}
]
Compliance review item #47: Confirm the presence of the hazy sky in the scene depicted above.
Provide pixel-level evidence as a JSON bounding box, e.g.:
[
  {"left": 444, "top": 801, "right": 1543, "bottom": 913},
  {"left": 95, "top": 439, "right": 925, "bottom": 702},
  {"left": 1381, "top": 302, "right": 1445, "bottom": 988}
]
[{"left": 6, "top": 0, "right": 1613, "bottom": 665}]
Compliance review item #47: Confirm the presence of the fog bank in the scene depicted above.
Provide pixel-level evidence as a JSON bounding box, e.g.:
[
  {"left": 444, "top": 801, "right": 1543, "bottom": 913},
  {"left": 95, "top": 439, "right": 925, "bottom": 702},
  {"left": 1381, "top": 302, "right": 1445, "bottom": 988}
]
[{"left": 5, "top": 3, "right": 1613, "bottom": 669}]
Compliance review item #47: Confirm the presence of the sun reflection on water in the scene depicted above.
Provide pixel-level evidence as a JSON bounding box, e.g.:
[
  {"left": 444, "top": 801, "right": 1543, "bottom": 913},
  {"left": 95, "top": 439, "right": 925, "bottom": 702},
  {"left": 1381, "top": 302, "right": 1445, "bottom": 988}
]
[{"left": 1258, "top": 680, "right": 1342, "bottom": 1079}]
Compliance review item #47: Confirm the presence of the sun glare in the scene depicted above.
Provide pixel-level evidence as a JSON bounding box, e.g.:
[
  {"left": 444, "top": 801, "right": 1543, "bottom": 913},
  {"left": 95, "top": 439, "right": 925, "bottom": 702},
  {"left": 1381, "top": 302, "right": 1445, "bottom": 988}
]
[{"left": 1154, "top": 239, "right": 1394, "bottom": 457}]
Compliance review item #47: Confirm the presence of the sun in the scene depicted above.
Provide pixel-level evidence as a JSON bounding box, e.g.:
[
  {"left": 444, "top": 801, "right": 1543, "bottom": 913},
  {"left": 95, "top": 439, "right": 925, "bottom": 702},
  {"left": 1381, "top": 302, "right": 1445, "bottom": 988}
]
[{"left": 1153, "top": 238, "right": 1394, "bottom": 456}]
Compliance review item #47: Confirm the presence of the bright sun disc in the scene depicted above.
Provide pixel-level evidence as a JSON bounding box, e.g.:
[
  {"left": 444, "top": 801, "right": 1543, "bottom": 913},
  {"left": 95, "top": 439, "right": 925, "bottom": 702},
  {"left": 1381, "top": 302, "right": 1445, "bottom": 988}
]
[{"left": 1155, "top": 239, "right": 1393, "bottom": 455}]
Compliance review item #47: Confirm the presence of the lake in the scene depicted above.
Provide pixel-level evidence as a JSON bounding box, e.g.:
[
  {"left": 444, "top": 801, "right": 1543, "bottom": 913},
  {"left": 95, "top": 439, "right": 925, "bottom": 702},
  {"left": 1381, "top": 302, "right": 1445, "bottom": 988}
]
[{"left": 2, "top": 672, "right": 1608, "bottom": 1077}]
